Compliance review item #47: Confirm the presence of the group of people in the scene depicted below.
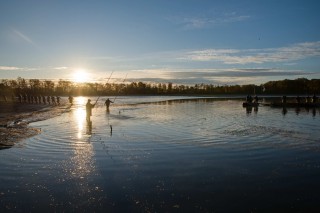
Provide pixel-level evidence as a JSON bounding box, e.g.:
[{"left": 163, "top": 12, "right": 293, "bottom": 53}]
[
  {"left": 246, "top": 95, "right": 259, "bottom": 103},
  {"left": 245, "top": 94, "right": 318, "bottom": 104},
  {"left": 86, "top": 98, "right": 113, "bottom": 121},
  {"left": 16, "top": 94, "right": 61, "bottom": 105},
  {"left": 282, "top": 94, "right": 318, "bottom": 104},
  {"left": 295, "top": 94, "right": 318, "bottom": 104},
  {"left": 4, "top": 94, "right": 114, "bottom": 122}
]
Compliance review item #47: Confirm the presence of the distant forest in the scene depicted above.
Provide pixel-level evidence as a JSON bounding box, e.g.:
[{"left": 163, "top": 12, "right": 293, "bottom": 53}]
[{"left": 0, "top": 77, "right": 319, "bottom": 97}]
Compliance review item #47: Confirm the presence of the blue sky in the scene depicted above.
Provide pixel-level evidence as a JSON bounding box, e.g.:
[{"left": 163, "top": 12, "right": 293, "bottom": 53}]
[{"left": 0, "top": 0, "right": 320, "bottom": 85}]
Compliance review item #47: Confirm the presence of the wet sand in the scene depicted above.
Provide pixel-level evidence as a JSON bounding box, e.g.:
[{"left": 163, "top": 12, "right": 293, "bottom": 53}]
[{"left": 0, "top": 101, "right": 70, "bottom": 149}]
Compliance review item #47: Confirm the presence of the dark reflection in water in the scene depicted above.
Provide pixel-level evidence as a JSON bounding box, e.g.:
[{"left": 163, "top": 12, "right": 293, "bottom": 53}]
[
  {"left": 245, "top": 106, "right": 258, "bottom": 115},
  {"left": 0, "top": 97, "right": 320, "bottom": 212},
  {"left": 312, "top": 108, "right": 317, "bottom": 117},
  {"left": 282, "top": 107, "right": 288, "bottom": 116},
  {"left": 245, "top": 106, "right": 253, "bottom": 114},
  {"left": 86, "top": 120, "right": 92, "bottom": 135}
]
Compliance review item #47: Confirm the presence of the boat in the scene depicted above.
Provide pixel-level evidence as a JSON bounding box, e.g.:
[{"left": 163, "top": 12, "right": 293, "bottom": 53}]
[{"left": 242, "top": 102, "right": 259, "bottom": 107}]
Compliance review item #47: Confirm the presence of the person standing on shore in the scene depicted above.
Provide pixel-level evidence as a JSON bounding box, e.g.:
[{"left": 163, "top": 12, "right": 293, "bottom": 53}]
[
  {"left": 51, "top": 96, "right": 56, "bottom": 105},
  {"left": 68, "top": 96, "right": 74, "bottom": 105},
  {"left": 86, "top": 99, "right": 95, "bottom": 121},
  {"left": 56, "top": 96, "right": 60, "bottom": 105}
]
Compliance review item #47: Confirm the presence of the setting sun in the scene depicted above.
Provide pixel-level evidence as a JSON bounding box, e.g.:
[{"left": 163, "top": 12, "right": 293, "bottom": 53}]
[{"left": 73, "top": 69, "right": 89, "bottom": 83}]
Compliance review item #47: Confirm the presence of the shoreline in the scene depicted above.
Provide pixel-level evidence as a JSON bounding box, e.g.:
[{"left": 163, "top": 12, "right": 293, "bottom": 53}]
[{"left": 0, "top": 101, "right": 70, "bottom": 149}]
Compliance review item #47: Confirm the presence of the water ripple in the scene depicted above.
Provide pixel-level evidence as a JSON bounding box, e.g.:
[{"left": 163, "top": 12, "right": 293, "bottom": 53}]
[{"left": 1, "top": 97, "right": 320, "bottom": 211}]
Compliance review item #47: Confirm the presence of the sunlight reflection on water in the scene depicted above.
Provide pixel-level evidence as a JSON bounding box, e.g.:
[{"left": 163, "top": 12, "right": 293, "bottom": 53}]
[
  {"left": 73, "top": 96, "right": 90, "bottom": 139},
  {"left": 70, "top": 96, "right": 95, "bottom": 178},
  {"left": 69, "top": 140, "right": 95, "bottom": 179},
  {"left": 74, "top": 107, "right": 86, "bottom": 139},
  {"left": 1, "top": 96, "right": 320, "bottom": 212}
]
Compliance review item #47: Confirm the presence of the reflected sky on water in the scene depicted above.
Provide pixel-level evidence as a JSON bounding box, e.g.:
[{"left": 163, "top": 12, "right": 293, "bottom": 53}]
[{"left": 0, "top": 96, "right": 320, "bottom": 212}]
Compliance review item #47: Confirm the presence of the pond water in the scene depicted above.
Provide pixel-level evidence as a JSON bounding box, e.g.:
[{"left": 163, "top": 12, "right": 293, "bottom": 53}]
[{"left": 1, "top": 96, "right": 320, "bottom": 212}]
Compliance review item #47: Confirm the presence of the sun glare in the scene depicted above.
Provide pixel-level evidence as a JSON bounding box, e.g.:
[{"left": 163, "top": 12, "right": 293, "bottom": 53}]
[{"left": 73, "top": 69, "right": 89, "bottom": 83}]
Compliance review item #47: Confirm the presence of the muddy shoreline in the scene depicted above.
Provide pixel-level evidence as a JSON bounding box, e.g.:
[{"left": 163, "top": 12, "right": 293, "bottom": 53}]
[{"left": 0, "top": 101, "right": 70, "bottom": 149}]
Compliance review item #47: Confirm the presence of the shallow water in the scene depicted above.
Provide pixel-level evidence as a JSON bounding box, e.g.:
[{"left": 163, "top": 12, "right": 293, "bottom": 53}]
[{"left": 1, "top": 96, "right": 320, "bottom": 212}]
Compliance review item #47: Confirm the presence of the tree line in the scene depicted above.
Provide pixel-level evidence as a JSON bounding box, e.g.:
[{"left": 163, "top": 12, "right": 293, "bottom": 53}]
[{"left": 0, "top": 77, "right": 319, "bottom": 97}]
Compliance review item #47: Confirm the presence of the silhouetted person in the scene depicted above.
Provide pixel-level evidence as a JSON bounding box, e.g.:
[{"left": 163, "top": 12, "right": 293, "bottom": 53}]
[
  {"left": 86, "top": 99, "right": 95, "bottom": 121},
  {"left": 104, "top": 98, "right": 113, "bottom": 110},
  {"left": 306, "top": 95, "right": 311, "bottom": 103},
  {"left": 282, "top": 95, "right": 287, "bottom": 104},
  {"left": 51, "top": 96, "right": 56, "bottom": 105},
  {"left": 296, "top": 96, "right": 301, "bottom": 104},
  {"left": 253, "top": 95, "right": 259, "bottom": 103},
  {"left": 56, "top": 96, "right": 60, "bottom": 105},
  {"left": 23, "top": 94, "right": 27, "bottom": 103},
  {"left": 68, "top": 96, "right": 73, "bottom": 105},
  {"left": 246, "top": 95, "right": 253, "bottom": 103},
  {"left": 312, "top": 94, "right": 317, "bottom": 103}
]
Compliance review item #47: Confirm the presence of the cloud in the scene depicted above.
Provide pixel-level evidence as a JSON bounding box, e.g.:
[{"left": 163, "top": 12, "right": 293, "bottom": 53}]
[
  {"left": 164, "top": 68, "right": 312, "bottom": 78},
  {"left": 12, "top": 29, "right": 35, "bottom": 45},
  {"left": 169, "top": 12, "right": 250, "bottom": 30},
  {"left": 53, "top": 67, "right": 69, "bottom": 70},
  {"left": 184, "top": 41, "right": 320, "bottom": 64},
  {"left": 88, "top": 41, "right": 320, "bottom": 69},
  {"left": 0, "top": 66, "right": 41, "bottom": 72},
  {"left": 0, "top": 66, "right": 21, "bottom": 71},
  {"left": 123, "top": 68, "right": 314, "bottom": 85}
]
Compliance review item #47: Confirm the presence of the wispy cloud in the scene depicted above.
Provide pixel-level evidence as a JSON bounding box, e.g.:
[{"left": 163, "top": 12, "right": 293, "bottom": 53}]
[
  {"left": 183, "top": 41, "right": 320, "bottom": 64},
  {"left": 166, "top": 68, "right": 313, "bottom": 78},
  {"left": 0, "top": 66, "right": 41, "bottom": 72},
  {"left": 12, "top": 29, "right": 35, "bottom": 45},
  {"left": 53, "top": 67, "right": 69, "bottom": 70},
  {"left": 0, "top": 66, "right": 21, "bottom": 71},
  {"left": 169, "top": 12, "right": 250, "bottom": 30}
]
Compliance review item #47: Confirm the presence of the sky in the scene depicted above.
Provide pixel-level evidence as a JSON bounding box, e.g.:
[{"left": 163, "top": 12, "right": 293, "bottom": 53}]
[{"left": 0, "top": 0, "right": 320, "bottom": 85}]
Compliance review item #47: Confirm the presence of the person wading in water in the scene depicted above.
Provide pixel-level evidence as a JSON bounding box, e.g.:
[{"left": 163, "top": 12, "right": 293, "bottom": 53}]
[
  {"left": 86, "top": 99, "right": 96, "bottom": 121},
  {"left": 104, "top": 98, "right": 114, "bottom": 111}
]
